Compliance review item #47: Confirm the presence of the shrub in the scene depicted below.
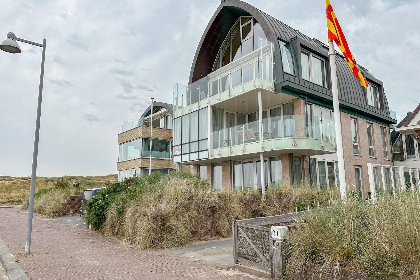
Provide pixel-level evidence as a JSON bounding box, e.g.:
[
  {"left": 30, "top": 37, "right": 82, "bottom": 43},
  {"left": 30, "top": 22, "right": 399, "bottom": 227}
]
[{"left": 287, "top": 192, "right": 420, "bottom": 279}]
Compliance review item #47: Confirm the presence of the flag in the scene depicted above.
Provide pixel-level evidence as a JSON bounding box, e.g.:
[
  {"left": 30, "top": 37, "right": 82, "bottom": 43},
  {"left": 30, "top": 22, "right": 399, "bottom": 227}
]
[{"left": 326, "top": 0, "right": 368, "bottom": 88}]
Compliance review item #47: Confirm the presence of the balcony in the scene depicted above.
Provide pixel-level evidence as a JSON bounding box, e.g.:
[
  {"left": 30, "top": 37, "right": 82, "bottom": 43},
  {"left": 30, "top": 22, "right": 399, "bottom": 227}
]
[
  {"left": 210, "top": 115, "right": 336, "bottom": 160},
  {"left": 173, "top": 42, "right": 275, "bottom": 118}
]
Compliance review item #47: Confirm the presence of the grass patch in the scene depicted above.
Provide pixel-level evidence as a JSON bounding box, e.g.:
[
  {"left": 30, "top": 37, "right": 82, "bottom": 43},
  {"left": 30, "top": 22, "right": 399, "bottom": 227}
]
[
  {"left": 86, "top": 171, "right": 339, "bottom": 250},
  {"left": 287, "top": 192, "right": 420, "bottom": 279}
]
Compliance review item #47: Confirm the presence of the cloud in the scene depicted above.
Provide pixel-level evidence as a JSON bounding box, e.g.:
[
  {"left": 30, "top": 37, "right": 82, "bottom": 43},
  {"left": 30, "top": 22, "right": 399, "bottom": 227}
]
[
  {"left": 48, "top": 78, "right": 73, "bottom": 87},
  {"left": 110, "top": 69, "right": 134, "bottom": 76},
  {"left": 82, "top": 113, "right": 102, "bottom": 123},
  {"left": 66, "top": 34, "right": 89, "bottom": 52},
  {"left": 53, "top": 56, "right": 66, "bottom": 65}
]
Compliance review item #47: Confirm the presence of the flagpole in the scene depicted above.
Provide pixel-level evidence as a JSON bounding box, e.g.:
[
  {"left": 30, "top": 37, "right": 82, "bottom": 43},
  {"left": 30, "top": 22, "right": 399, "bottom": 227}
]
[{"left": 329, "top": 40, "right": 347, "bottom": 201}]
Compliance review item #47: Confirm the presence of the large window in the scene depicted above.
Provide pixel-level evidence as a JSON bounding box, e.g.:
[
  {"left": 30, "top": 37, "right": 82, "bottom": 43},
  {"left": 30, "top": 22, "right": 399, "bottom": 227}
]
[
  {"left": 380, "top": 127, "right": 388, "bottom": 160},
  {"left": 306, "top": 104, "right": 335, "bottom": 143},
  {"left": 270, "top": 157, "right": 282, "bottom": 185},
  {"left": 293, "top": 156, "right": 303, "bottom": 186},
  {"left": 279, "top": 40, "right": 295, "bottom": 75},
  {"left": 173, "top": 108, "right": 209, "bottom": 163},
  {"left": 142, "top": 138, "right": 171, "bottom": 158},
  {"left": 366, "top": 84, "right": 380, "bottom": 109},
  {"left": 367, "top": 123, "right": 374, "bottom": 157},
  {"left": 393, "top": 135, "right": 404, "bottom": 161},
  {"left": 119, "top": 138, "right": 142, "bottom": 162},
  {"left": 301, "top": 50, "right": 326, "bottom": 87},
  {"left": 351, "top": 118, "right": 359, "bottom": 155},
  {"left": 406, "top": 135, "right": 416, "bottom": 159},
  {"left": 213, "top": 17, "right": 267, "bottom": 71}
]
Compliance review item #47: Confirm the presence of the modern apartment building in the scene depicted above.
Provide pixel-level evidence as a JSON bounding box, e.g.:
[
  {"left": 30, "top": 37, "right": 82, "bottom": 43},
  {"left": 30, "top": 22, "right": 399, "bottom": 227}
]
[
  {"left": 172, "top": 0, "right": 396, "bottom": 198},
  {"left": 117, "top": 102, "right": 176, "bottom": 181}
]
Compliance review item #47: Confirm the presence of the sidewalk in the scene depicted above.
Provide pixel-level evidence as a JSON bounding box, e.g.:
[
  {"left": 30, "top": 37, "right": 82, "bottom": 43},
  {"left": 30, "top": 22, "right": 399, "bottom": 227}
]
[{"left": 0, "top": 207, "right": 262, "bottom": 279}]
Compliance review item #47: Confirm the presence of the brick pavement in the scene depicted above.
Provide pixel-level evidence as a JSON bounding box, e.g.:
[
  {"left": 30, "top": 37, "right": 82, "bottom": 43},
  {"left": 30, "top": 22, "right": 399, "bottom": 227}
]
[{"left": 0, "top": 207, "right": 261, "bottom": 280}]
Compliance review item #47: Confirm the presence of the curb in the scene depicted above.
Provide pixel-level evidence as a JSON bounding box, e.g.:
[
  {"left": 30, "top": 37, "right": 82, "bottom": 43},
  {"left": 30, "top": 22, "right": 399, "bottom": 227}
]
[{"left": 0, "top": 237, "right": 29, "bottom": 280}]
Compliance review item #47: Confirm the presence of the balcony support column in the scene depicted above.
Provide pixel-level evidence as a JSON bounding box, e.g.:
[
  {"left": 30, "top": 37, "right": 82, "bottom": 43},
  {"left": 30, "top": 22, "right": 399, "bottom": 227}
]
[{"left": 258, "top": 90, "right": 265, "bottom": 196}]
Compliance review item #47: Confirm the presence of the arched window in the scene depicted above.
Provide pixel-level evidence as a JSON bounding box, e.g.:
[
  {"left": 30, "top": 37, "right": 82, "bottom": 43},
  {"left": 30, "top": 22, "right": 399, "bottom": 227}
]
[{"left": 212, "top": 17, "right": 267, "bottom": 72}]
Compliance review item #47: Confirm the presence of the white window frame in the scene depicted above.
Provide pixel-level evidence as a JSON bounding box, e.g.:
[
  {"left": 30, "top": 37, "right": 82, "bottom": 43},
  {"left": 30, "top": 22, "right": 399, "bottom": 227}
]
[
  {"left": 351, "top": 118, "right": 359, "bottom": 155},
  {"left": 367, "top": 84, "right": 380, "bottom": 109},
  {"left": 380, "top": 126, "right": 388, "bottom": 160},
  {"left": 301, "top": 50, "right": 327, "bottom": 87},
  {"left": 367, "top": 123, "right": 375, "bottom": 157}
]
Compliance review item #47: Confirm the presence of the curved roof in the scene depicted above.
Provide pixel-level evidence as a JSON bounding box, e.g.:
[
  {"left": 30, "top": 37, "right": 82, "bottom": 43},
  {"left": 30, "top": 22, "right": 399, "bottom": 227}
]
[
  {"left": 138, "top": 102, "right": 173, "bottom": 127},
  {"left": 190, "top": 0, "right": 394, "bottom": 123}
]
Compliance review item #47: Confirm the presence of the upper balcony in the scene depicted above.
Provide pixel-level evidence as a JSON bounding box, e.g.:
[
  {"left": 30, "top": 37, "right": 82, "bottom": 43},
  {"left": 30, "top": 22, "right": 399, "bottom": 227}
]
[
  {"left": 210, "top": 114, "right": 337, "bottom": 160},
  {"left": 173, "top": 41, "right": 275, "bottom": 119}
]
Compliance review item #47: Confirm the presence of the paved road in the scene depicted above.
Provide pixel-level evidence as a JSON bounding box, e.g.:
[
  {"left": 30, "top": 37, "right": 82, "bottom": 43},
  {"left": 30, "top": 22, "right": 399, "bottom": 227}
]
[{"left": 0, "top": 207, "right": 261, "bottom": 280}]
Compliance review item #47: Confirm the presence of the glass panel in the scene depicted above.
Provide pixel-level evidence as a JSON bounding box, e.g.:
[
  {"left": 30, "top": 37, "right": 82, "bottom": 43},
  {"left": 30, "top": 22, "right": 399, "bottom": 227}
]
[
  {"left": 406, "top": 135, "right": 416, "bottom": 159},
  {"left": 119, "top": 138, "right": 142, "bottom": 162},
  {"left": 253, "top": 20, "right": 266, "bottom": 50},
  {"left": 270, "top": 107, "right": 282, "bottom": 138},
  {"left": 322, "top": 109, "right": 331, "bottom": 141},
  {"left": 182, "top": 114, "right": 190, "bottom": 144},
  {"left": 242, "top": 22, "right": 252, "bottom": 40},
  {"left": 243, "top": 63, "right": 253, "bottom": 84},
  {"left": 393, "top": 135, "right": 404, "bottom": 161},
  {"left": 231, "top": 23, "right": 241, "bottom": 61},
  {"left": 381, "top": 127, "right": 387, "bottom": 159},
  {"left": 335, "top": 162, "right": 340, "bottom": 187},
  {"left": 393, "top": 167, "right": 401, "bottom": 191},
  {"left": 199, "top": 165, "right": 207, "bottom": 179},
  {"left": 385, "top": 168, "right": 392, "bottom": 192},
  {"left": 199, "top": 140, "right": 207, "bottom": 151},
  {"left": 270, "top": 157, "right": 282, "bottom": 186},
  {"left": 226, "top": 112, "right": 236, "bottom": 145},
  {"left": 306, "top": 104, "right": 312, "bottom": 138},
  {"left": 293, "top": 156, "right": 302, "bottom": 186},
  {"left": 367, "top": 123, "right": 374, "bottom": 157},
  {"left": 284, "top": 103, "right": 294, "bottom": 137},
  {"left": 233, "top": 161, "right": 242, "bottom": 191},
  {"left": 211, "top": 79, "right": 218, "bottom": 96},
  {"left": 313, "top": 106, "right": 322, "bottom": 139},
  {"left": 248, "top": 112, "right": 258, "bottom": 133},
  {"left": 310, "top": 158, "right": 317, "bottom": 186},
  {"left": 242, "top": 38, "right": 253, "bottom": 57},
  {"left": 212, "top": 107, "right": 224, "bottom": 149},
  {"left": 327, "top": 162, "right": 335, "bottom": 187},
  {"left": 173, "top": 118, "right": 182, "bottom": 146},
  {"left": 256, "top": 160, "right": 268, "bottom": 189},
  {"left": 319, "top": 161, "right": 327, "bottom": 187},
  {"left": 372, "top": 86, "right": 379, "bottom": 108},
  {"left": 173, "top": 145, "right": 181, "bottom": 156},
  {"left": 190, "top": 141, "right": 198, "bottom": 153},
  {"left": 301, "top": 52, "right": 310, "bottom": 81},
  {"left": 279, "top": 40, "right": 295, "bottom": 75},
  {"left": 404, "top": 170, "right": 411, "bottom": 191},
  {"left": 243, "top": 162, "right": 254, "bottom": 190},
  {"left": 150, "top": 139, "right": 171, "bottom": 158},
  {"left": 231, "top": 69, "right": 242, "bottom": 88},
  {"left": 190, "top": 111, "right": 199, "bottom": 142},
  {"left": 351, "top": 119, "right": 359, "bottom": 154},
  {"left": 355, "top": 167, "right": 362, "bottom": 198},
  {"left": 221, "top": 74, "right": 230, "bottom": 92},
  {"left": 311, "top": 56, "right": 325, "bottom": 87},
  {"left": 199, "top": 108, "right": 208, "bottom": 140},
  {"left": 213, "top": 164, "right": 223, "bottom": 190}
]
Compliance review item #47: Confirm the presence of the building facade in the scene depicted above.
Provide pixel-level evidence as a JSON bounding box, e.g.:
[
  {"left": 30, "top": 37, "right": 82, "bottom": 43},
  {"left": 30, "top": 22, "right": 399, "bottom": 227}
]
[
  {"left": 117, "top": 102, "right": 176, "bottom": 181},
  {"left": 172, "top": 0, "right": 395, "bottom": 198}
]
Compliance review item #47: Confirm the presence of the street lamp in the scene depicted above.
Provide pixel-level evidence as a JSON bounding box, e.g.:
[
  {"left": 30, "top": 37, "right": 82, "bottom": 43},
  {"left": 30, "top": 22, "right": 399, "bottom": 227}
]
[{"left": 0, "top": 32, "right": 47, "bottom": 255}]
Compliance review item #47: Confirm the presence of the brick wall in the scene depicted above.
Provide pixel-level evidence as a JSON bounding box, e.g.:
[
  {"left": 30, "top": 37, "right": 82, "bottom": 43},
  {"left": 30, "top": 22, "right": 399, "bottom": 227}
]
[
  {"left": 222, "top": 161, "right": 232, "bottom": 191},
  {"left": 341, "top": 112, "right": 392, "bottom": 197},
  {"left": 118, "top": 126, "right": 172, "bottom": 144},
  {"left": 282, "top": 154, "right": 292, "bottom": 185}
]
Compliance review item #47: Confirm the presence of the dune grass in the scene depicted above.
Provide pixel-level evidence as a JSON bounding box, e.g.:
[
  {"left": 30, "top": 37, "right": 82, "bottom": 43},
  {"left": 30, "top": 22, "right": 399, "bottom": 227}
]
[
  {"left": 86, "top": 171, "right": 340, "bottom": 250},
  {"left": 287, "top": 192, "right": 420, "bottom": 279}
]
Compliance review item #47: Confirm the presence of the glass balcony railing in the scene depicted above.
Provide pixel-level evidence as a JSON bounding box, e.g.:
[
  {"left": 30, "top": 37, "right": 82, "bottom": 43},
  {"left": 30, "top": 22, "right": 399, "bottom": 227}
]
[
  {"left": 122, "top": 121, "right": 138, "bottom": 133},
  {"left": 210, "top": 115, "right": 336, "bottom": 152},
  {"left": 173, "top": 41, "right": 275, "bottom": 118}
]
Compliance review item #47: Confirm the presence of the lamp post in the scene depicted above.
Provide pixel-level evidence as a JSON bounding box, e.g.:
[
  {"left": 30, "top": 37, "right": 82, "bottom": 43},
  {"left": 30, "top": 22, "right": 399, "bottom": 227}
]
[
  {"left": 0, "top": 32, "right": 46, "bottom": 255},
  {"left": 149, "top": 97, "right": 154, "bottom": 175}
]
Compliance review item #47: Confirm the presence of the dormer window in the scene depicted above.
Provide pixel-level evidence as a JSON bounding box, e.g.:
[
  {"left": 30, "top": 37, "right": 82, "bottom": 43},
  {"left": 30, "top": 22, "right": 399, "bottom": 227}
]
[
  {"left": 301, "top": 50, "right": 326, "bottom": 87},
  {"left": 366, "top": 83, "right": 380, "bottom": 109},
  {"left": 279, "top": 40, "right": 295, "bottom": 75}
]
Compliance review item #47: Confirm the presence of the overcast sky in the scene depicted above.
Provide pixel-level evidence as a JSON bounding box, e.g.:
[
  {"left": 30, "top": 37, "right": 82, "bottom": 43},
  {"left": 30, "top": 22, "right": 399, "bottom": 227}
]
[{"left": 0, "top": 0, "right": 419, "bottom": 177}]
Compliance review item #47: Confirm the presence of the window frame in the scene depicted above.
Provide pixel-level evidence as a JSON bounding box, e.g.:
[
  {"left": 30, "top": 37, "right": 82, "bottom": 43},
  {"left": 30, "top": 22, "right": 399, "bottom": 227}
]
[
  {"left": 301, "top": 49, "right": 327, "bottom": 88},
  {"left": 380, "top": 126, "right": 388, "bottom": 160},
  {"left": 366, "top": 83, "right": 381, "bottom": 109},
  {"left": 367, "top": 123, "right": 375, "bottom": 157},
  {"left": 351, "top": 118, "right": 359, "bottom": 155}
]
